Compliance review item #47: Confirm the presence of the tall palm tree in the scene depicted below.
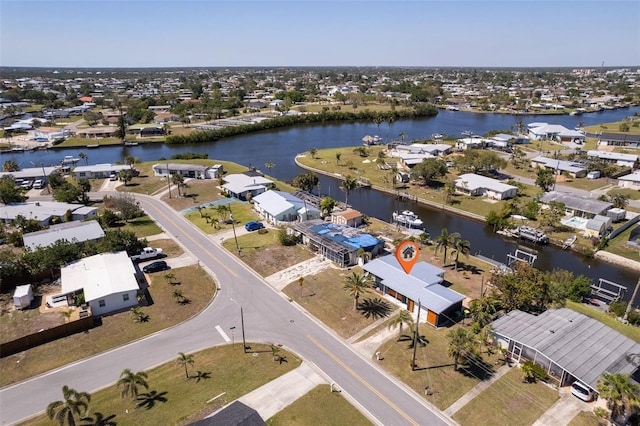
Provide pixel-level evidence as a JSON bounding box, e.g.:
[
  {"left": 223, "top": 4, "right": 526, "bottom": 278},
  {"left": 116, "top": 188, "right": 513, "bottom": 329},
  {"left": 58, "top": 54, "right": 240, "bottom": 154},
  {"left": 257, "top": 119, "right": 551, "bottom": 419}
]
[
  {"left": 340, "top": 175, "right": 358, "bottom": 206},
  {"left": 446, "top": 328, "right": 478, "bottom": 371},
  {"left": 388, "top": 309, "right": 414, "bottom": 339},
  {"left": 399, "top": 131, "right": 407, "bottom": 142},
  {"left": 343, "top": 271, "right": 370, "bottom": 310},
  {"left": 171, "top": 173, "right": 184, "bottom": 197},
  {"left": 453, "top": 238, "right": 471, "bottom": 271},
  {"left": 264, "top": 161, "right": 275, "bottom": 176},
  {"left": 46, "top": 385, "right": 91, "bottom": 426},
  {"left": 78, "top": 152, "right": 88, "bottom": 166},
  {"left": 335, "top": 152, "right": 342, "bottom": 165},
  {"left": 117, "top": 369, "right": 149, "bottom": 401},
  {"left": 176, "top": 352, "right": 195, "bottom": 379},
  {"left": 435, "top": 228, "right": 461, "bottom": 267},
  {"left": 597, "top": 373, "right": 640, "bottom": 422}
]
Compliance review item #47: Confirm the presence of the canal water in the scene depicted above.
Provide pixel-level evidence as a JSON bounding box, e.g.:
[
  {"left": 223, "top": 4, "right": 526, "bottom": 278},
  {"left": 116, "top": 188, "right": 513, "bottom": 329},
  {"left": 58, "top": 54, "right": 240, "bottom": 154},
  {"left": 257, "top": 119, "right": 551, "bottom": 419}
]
[{"left": 2, "top": 107, "right": 639, "bottom": 293}]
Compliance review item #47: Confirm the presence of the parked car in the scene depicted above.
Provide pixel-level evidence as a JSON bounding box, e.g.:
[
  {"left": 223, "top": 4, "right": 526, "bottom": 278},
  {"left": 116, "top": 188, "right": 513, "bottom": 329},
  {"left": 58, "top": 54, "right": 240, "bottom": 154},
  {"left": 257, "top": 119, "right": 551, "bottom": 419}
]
[
  {"left": 571, "top": 381, "right": 596, "bottom": 402},
  {"left": 33, "top": 179, "right": 46, "bottom": 189},
  {"left": 142, "top": 261, "right": 168, "bottom": 274},
  {"left": 20, "top": 180, "right": 33, "bottom": 190},
  {"left": 245, "top": 221, "right": 264, "bottom": 232},
  {"left": 109, "top": 172, "right": 118, "bottom": 181}
]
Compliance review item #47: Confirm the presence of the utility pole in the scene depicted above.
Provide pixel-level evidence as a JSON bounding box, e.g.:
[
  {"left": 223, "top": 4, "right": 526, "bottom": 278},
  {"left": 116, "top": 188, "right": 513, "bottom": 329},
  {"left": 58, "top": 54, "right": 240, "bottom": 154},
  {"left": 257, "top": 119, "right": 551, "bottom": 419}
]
[
  {"left": 412, "top": 299, "right": 421, "bottom": 371},
  {"left": 228, "top": 204, "right": 240, "bottom": 255},
  {"left": 230, "top": 299, "right": 247, "bottom": 353},
  {"left": 624, "top": 277, "right": 640, "bottom": 322},
  {"left": 166, "top": 163, "right": 172, "bottom": 198}
]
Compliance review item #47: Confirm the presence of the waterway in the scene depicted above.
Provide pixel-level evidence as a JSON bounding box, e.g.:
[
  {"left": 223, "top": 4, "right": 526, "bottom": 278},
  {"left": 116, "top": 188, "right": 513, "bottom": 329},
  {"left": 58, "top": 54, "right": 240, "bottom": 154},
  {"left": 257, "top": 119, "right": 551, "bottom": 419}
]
[{"left": 2, "top": 107, "right": 639, "bottom": 293}]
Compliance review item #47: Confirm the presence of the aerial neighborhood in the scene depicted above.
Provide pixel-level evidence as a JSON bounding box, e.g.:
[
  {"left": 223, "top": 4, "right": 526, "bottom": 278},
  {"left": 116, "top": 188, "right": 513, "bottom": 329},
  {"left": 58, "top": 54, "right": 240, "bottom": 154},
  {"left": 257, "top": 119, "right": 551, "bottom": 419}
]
[{"left": 2, "top": 65, "right": 640, "bottom": 426}]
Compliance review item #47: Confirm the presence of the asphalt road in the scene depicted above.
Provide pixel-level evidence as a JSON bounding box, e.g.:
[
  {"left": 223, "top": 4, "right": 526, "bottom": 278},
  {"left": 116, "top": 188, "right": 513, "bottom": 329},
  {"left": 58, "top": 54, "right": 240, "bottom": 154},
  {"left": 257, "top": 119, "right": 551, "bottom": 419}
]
[{"left": 0, "top": 193, "right": 454, "bottom": 426}]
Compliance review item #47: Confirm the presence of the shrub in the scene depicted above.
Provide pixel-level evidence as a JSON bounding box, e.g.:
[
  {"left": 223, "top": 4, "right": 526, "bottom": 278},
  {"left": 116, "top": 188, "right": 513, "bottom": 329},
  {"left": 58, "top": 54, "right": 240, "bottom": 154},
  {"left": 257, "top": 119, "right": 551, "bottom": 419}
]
[{"left": 277, "top": 228, "right": 298, "bottom": 246}]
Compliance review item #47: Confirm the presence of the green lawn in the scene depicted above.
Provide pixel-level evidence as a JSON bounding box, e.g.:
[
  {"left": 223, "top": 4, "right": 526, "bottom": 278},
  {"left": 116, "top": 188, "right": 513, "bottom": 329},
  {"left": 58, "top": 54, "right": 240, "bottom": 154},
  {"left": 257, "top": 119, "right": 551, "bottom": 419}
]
[
  {"left": 585, "top": 118, "right": 640, "bottom": 136},
  {"left": 452, "top": 368, "right": 559, "bottom": 426},
  {"left": 609, "top": 188, "right": 640, "bottom": 201},
  {"left": 118, "top": 215, "right": 163, "bottom": 238},
  {"left": 604, "top": 224, "right": 640, "bottom": 262},
  {"left": 566, "top": 300, "right": 640, "bottom": 343},
  {"left": 188, "top": 201, "right": 260, "bottom": 234},
  {"left": 267, "top": 385, "right": 372, "bottom": 426},
  {"left": 23, "top": 344, "right": 300, "bottom": 426},
  {"left": 568, "top": 411, "right": 601, "bottom": 426},
  {"left": 0, "top": 265, "right": 216, "bottom": 387}
]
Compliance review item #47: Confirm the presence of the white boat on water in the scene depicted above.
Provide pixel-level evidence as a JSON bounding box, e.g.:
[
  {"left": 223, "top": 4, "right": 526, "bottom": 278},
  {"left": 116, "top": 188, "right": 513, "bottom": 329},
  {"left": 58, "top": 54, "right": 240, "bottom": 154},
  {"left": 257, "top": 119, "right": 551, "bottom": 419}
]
[
  {"left": 61, "top": 155, "right": 80, "bottom": 164},
  {"left": 516, "top": 226, "right": 549, "bottom": 244},
  {"left": 392, "top": 210, "right": 424, "bottom": 228}
]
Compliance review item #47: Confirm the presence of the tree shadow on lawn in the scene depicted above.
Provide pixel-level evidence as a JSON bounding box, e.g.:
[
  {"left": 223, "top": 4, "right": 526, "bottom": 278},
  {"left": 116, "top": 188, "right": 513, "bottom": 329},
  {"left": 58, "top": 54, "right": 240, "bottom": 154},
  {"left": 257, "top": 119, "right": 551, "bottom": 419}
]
[
  {"left": 136, "top": 390, "right": 168, "bottom": 410},
  {"left": 456, "top": 357, "right": 496, "bottom": 381}
]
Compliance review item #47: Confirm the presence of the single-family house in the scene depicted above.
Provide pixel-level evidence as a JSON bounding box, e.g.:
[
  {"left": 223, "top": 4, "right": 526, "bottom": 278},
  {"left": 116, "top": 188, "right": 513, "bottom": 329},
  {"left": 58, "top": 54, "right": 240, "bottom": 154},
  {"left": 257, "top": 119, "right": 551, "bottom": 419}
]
[
  {"left": 618, "top": 171, "right": 640, "bottom": 189},
  {"left": 490, "top": 133, "right": 529, "bottom": 147},
  {"left": 30, "top": 127, "right": 70, "bottom": 142},
  {"left": 331, "top": 209, "right": 364, "bottom": 227},
  {"left": 584, "top": 215, "right": 612, "bottom": 238},
  {"left": 0, "top": 201, "right": 98, "bottom": 226},
  {"left": 598, "top": 132, "right": 640, "bottom": 148},
  {"left": 587, "top": 150, "right": 638, "bottom": 169},
  {"left": 152, "top": 163, "right": 216, "bottom": 179},
  {"left": 454, "top": 173, "right": 518, "bottom": 200},
  {"left": 363, "top": 255, "right": 464, "bottom": 327},
  {"left": 540, "top": 191, "right": 612, "bottom": 219},
  {"left": 530, "top": 156, "right": 588, "bottom": 178},
  {"left": 153, "top": 112, "right": 179, "bottom": 124},
  {"left": 147, "top": 105, "right": 171, "bottom": 113},
  {"left": 290, "top": 220, "right": 385, "bottom": 267},
  {"left": 75, "top": 126, "right": 117, "bottom": 139},
  {"left": 72, "top": 163, "right": 134, "bottom": 179},
  {"left": 491, "top": 308, "right": 640, "bottom": 392},
  {"left": 23, "top": 220, "right": 105, "bottom": 251},
  {"left": 222, "top": 173, "right": 273, "bottom": 200},
  {"left": 0, "top": 166, "right": 59, "bottom": 182},
  {"left": 61, "top": 251, "right": 141, "bottom": 316},
  {"left": 252, "top": 190, "right": 321, "bottom": 224},
  {"left": 455, "top": 136, "right": 486, "bottom": 150}
]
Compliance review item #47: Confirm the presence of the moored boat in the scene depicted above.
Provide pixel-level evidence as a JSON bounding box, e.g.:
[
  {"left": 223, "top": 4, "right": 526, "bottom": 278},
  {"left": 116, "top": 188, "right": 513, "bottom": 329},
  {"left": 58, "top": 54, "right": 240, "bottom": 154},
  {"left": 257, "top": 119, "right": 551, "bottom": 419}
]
[
  {"left": 392, "top": 210, "right": 424, "bottom": 228},
  {"left": 516, "top": 226, "right": 549, "bottom": 244}
]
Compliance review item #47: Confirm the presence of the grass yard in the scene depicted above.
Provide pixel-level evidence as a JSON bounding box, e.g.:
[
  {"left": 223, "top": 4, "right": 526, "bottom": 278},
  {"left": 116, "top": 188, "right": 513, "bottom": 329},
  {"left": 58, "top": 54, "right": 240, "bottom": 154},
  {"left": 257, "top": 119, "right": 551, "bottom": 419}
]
[
  {"left": 452, "top": 368, "right": 559, "bottom": 426},
  {"left": 283, "top": 266, "right": 397, "bottom": 339},
  {"left": 585, "top": 119, "right": 640, "bottom": 136},
  {"left": 188, "top": 201, "right": 261, "bottom": 234},
  {"left": 566, "top": 300, "right": 640, "bottom": 343},
  {"left": 24, "top": 344, "right": 300, "bottom": 426},
  {"left": 119, "top": 215, "right": 163, "bottom": 238},
  {"left": 609, "top": 188, "right": 640, "bottom": 201},
  {"left": 223, "top": 230, "right": 315, "bottom": 277},
  {"left": 568, "top": 411, "right": 602, "bottom": 426},
  {"left": 604, "top": 225, "right": 640, "bottom": 262},
  {"left": 266, "top": 384, "right": 372, "bottom": 426},
  {"left": 146, "top": 238, "right": 184, "bottom": 258},
  {"left": 376, "top": 323, "right": 500, "bottom": 410},
  {"left": 0, "top": 265, "right": 216, "bottom": 387}
]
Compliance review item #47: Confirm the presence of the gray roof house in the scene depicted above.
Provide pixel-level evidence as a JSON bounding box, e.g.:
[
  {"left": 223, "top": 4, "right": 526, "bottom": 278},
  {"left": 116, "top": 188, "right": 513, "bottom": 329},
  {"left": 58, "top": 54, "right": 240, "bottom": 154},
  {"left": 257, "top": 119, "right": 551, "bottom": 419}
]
[
  {"left": 23, "top": 220, "right": 105, "bottom": 251},
  {"left": 491, "top": 308, "right": 640, "bottom": 392},
  {"left": 540, "top": 191, "right": 612, "bottom": 219},
  {"left": 455, "top": 173, "right": 518, "bottom": 200},
  {"left": 72, "top": 164, "right": 133, "bottom": 179},
  {"left": 598, "top": 132, "right": 640, "bottom": 148},
  {"left": 0, "top": 201, "right": 98, "bottom": 226},
  {"left": 363, "top": 255, "right": 464, "bottom": 327},
  {"left": 617, "top": 171, "right": 640, "bottom": 189},
  {"left": 0, "top": 166, "right": 59, "bottom": 181},
  {"left": 222, "top": 173, "right": 273, "bottom": 201},
  {"left": 252, "top": 190, "right": 320, "bottom": 224},
  {"left": 152, "top": 163, "right": 221, "bottom": 179},
  {"left": 587, "top": 150, "right": 638, "bottom": 169},
  {"left": 530, "top": 156, "right": 588, "bottom": 178}
]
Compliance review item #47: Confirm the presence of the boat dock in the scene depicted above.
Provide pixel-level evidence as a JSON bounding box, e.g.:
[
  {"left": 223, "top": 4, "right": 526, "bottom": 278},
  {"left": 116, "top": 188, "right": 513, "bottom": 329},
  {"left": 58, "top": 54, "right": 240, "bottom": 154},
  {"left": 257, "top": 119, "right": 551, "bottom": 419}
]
[{"left": 590, "top": 278, "right": 627, "bottom": 304}]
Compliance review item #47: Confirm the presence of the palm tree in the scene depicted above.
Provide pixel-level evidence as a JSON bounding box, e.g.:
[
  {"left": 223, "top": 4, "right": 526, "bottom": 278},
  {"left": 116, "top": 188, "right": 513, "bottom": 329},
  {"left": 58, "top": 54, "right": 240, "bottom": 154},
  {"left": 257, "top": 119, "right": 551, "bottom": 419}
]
[
  {"left": 435, "top": 228, "right": 461, "bottom": 267},
  {"left": 343, "top": 271, "right": 370, "bottom": 310},
  {"left": 446, "top": 328, "right": 478, "bottom": 371},
  {"left": 78, "top": 152, "right": 88, "bottom": 166},
  {"left": 453, "top": 238, "right": 471, "bottom": 271},
  {"left": 47, "top": 385, "right": 91, "bottom": 426},
  {"left": 60, "top": 309, "right": 73, "bottom": 323},
  {"left": 340, "top": 175, "right": 358, "bottom": 206},
  {"left": 335, "top": 151, "right": 342, "bottom": 165},
  {"left": 597, "top": 373, "right": 640, "bottom": 422},
  {"left": 521, "top": 360, "right": 537, "bottom": 383},
  {"left": 172, "top": 289, "right": 185, "bottom": 304},
  {"left": 164, "top": 272, "right": 176, "bottom": 285},
  {"left": 388, "top": 309, "right": 414, "bottom": 339},
  {"left": 171, "top": 173, "right": 184, "bottom": 196},
  {"left": 399, "top": 131, "right": 407, "bottom": 142},
  {"left": 264, "top": 161, "right": 275, "bottom": 176},
  {"left": 117, "top": 369, "right": 149, "bottom": 401},
  {"left": 310, "top": 147, "right": 318, "bottom": 159},
  {"left": 176, "top": 352, "right": 194, "bottom": 379}
]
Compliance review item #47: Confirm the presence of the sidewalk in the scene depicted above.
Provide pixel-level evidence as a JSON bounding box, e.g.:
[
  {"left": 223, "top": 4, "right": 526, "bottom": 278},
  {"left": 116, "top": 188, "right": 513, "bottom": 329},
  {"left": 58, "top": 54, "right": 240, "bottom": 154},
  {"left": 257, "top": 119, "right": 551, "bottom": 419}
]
[
  {"left": 236, "top": 362, "right": 326, "bottom": 420},
  {"left": 443, "top": 364, "right": 512, "bottom": 416}
]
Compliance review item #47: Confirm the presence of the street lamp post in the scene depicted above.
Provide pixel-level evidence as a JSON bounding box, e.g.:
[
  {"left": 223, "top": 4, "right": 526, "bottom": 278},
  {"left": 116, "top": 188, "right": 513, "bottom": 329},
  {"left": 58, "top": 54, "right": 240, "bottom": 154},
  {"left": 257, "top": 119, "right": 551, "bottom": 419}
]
[
  {"left": 230, "top": 298, "right": 247, "bottom": 353},
  {"left": 228, "top": 204, "right": 240, "bottom": 255}
]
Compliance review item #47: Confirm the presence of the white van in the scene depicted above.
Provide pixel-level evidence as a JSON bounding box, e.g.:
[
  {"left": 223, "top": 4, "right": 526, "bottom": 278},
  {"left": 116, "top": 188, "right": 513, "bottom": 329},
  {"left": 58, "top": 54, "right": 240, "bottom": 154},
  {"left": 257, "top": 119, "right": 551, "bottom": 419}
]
[{"left": 571, "top": 381, "right": 596, "bottom": 402}]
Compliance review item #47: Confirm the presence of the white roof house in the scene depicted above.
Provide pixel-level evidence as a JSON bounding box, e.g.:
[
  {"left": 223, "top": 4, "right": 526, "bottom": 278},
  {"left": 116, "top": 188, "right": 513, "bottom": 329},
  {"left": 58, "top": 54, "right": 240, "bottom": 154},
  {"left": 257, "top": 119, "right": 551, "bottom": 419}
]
[
  {"left": 530, "top": 156, "right": 588, "bottom": 178},
  {"left": 73, "top": 163, "right": 133, "bottom": 179},
  {"left": 528, "top": 123, "right": 572, "bottom": 141},
  {"left": 0, "top": 201, "right": 98, "bottom": 226},
  {"left": 587, "top": 150, "right": 638, "bottom": 168},
  {"left": 222, "top": 173, "right": 273, "bottom": 200},
  {"left": 618, "top": 171, "right": 640, "bottom": 189},
  {"left": 61, "top": 251, "right": 140, "bottom": 316},
  {"left": 23, "top": 220, "right": 105, "bottom": 251},
  {"left": 363, "top": 255, "right": 464, "bottom": 327},
  {"left": 152, "top": 163, "right": 212, "bottom": 179},
  {"left": 0, "top": 166, "right": 59, "bottom": 181},
  {"left": 252, "top": 190, "right": 321, "bottom": 224},
  {"left": 455, "top": 173, "right": 518, "bottom": 200}
]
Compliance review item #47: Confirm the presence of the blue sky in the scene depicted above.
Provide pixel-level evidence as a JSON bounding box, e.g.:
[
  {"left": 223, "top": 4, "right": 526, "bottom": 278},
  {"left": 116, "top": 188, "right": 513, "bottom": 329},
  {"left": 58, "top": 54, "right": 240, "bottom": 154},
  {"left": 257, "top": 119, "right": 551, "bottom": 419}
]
[{"left": 1, "top": 1, "right": 639, "bottom": 68}]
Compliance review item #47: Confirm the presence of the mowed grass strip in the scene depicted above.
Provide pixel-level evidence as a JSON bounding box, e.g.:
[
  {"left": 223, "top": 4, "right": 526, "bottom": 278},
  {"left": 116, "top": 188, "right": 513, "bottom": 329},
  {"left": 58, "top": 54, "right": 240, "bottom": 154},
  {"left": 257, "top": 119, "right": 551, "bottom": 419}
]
[
  {"left": 283, "top": 267, "right": 396, "bottom": 339},
  {"left": 24, "top": 344, "right": 300, "bottom": 426},
  {"left": 187, "top": 201, "right": 260, "bottom": 234},
  {"left": 266, "top": 384, "right": 372, "bottom": 426},
  {"left": 0, "top": 265, "right": 216, "bottom": 387},
  {"left": 568, "top": 410, "right": 601, "bottom": 426},
  {"left": 223, "top": 230, "right": 315, "bottom": 277},
  {"left": 452, "top": 368, "right": 559, "bottom": 426},
  {"left": 566, "top": 300, "right": 640, "bottom": 343},
  {"left": 376, "top": 323, "right": 499, "bottom": 410}
]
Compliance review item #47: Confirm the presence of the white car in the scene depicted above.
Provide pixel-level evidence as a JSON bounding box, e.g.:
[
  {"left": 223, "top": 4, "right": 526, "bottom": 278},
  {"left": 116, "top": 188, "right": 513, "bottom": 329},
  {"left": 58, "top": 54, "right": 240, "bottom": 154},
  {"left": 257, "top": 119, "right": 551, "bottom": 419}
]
[
  {"left": 571, "top": 381, "right": 596, "bottom": 402},
  {"left": 109, "top": 173, "right": 118, "bottom": 181}
]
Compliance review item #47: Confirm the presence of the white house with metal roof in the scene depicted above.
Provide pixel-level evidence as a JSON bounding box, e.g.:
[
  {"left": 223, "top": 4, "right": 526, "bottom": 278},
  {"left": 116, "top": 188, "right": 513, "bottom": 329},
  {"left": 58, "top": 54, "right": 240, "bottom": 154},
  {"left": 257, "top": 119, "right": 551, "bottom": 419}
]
[
  {"left": 61, "top": 251, "right": 140, "bottom": 316},
  {"left": 152, "top": 163, "right": 223, "bottom": 179},
  {"left": 491, "top": 308, "right": 640, "bottom": 392},
  {"left": 0, "top": 166, "right": 59, "bottom": 181},
  {"left": 587, "top": 150, "right": 638, "bottom": 169},
  {"left": 72, "top": 163, "right": 134, "bottom": 179},
  {"left": 618, "top": 171, "right": 640, "bottom": 189},
  {"left": 539, "top": 191, "right": 612, "bottom": 219},
  {"left": 0, "top": 201, "right": 98, "bottom": 226},
  {"left": 23, "top": 220, "right": 105, "bottom": 251},
  {"left": 222, "top": 173, "right": 273, "bottom": 200},
  {"left": 454, "top": 173, "right": 518, "bottom": 200},
  {"left": 252, "top": 190, "right": 320, "bottom": 224},
  {"left": 363, "top": 255, "right": 464, "bottom": 327},
  {"left": 530, "top": 156, "right": 588, "bottom": 178}
]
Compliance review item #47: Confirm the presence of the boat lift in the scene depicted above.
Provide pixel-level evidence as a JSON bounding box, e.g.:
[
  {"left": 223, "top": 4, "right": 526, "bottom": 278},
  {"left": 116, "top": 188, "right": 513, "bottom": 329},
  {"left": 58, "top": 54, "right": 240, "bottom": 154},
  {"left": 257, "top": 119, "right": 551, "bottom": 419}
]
[
  {"left": 506, "top": 248, "right": 538, "bottom": 267},
  {"left": 590, "top": 278, "right": 627, "bottom": 304}
]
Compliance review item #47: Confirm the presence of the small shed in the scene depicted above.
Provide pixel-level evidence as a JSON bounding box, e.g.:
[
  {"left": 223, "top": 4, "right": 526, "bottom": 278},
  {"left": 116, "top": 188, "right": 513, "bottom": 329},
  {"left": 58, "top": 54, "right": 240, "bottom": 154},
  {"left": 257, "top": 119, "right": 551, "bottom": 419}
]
[
  {"left": 13, "top": 284, "right": 33, "bottom": 309},
  {"left": 607, "top": 208, "right": 626, "bottom": 223}
]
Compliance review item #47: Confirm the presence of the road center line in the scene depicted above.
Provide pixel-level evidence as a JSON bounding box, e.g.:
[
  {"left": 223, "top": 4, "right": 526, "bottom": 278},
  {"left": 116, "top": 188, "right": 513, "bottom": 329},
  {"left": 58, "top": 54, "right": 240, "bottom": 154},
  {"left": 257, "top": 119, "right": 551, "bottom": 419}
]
[
  {"left": 215, "top": 325, "right": 231, "bottom": 342},
  {"left": 307, "top": 334, "right": 419, "bottom": 426}
]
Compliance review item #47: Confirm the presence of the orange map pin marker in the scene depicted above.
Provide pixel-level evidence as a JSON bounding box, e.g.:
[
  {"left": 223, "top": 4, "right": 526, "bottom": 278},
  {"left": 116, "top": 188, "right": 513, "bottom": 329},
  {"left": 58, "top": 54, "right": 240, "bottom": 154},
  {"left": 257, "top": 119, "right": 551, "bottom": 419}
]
[{"left": 395, "top": 240, "right": 420, "bottom": 274}]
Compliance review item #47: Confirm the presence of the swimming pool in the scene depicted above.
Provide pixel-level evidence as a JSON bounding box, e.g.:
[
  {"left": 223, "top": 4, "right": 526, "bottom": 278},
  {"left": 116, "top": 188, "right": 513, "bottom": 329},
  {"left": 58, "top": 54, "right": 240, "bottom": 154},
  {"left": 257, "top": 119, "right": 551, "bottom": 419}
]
[{"left": 561, "top": 216, "right": 588, "bottom": 230}]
